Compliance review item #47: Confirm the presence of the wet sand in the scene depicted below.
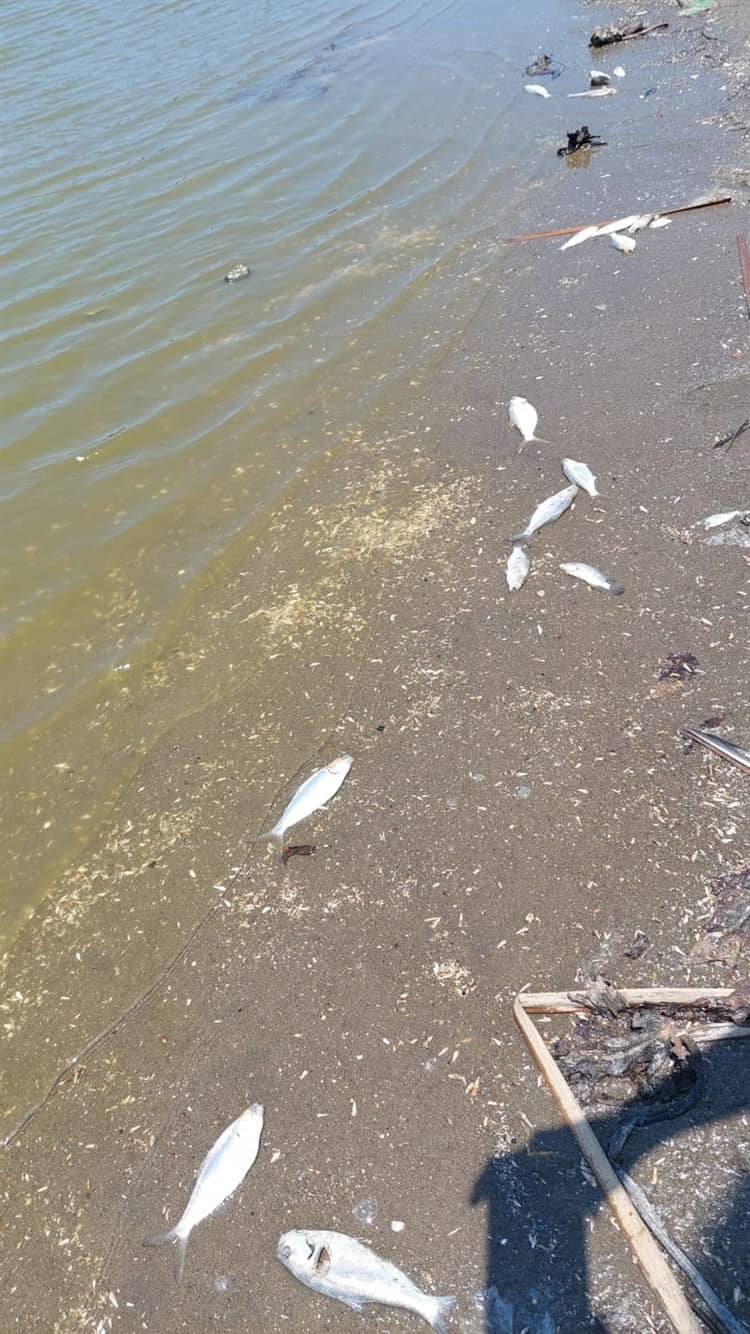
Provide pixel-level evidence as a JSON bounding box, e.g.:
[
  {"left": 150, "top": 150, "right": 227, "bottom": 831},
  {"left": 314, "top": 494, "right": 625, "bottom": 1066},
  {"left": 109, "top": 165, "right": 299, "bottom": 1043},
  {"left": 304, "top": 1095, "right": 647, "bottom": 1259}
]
[{"left": 2, "top": 3, "right": 750, "bottom": 1331}]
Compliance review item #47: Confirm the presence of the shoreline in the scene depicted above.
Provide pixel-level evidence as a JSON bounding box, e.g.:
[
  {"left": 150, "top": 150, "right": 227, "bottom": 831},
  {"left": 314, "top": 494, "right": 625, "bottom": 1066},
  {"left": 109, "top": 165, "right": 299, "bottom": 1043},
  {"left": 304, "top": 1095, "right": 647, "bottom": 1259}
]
[{"left": 3, "top": 3, "right": 750, "bottom": 1331}]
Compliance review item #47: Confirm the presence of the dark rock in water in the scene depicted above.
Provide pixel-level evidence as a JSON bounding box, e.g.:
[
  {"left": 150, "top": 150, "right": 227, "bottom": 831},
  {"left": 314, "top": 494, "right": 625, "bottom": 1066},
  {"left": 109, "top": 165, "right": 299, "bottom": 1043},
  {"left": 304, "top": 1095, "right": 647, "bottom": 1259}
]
[{"left": 224, "top": 264, "right": 251, "bottom": 284}]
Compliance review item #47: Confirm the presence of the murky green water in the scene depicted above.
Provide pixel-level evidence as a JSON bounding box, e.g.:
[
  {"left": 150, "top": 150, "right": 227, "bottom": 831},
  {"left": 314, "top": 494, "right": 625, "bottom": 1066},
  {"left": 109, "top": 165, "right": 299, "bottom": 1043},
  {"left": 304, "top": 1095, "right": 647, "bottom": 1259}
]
[{"left": 1, "top": 0, "right": 569, "bottom": 939}]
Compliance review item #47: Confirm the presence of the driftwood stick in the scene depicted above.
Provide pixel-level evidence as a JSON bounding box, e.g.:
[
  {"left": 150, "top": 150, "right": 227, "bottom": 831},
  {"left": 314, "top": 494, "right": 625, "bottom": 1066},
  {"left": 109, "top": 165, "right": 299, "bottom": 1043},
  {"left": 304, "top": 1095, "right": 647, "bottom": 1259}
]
[
  {"left": 517, "top": 986, "right": 735, "bottom": 1013},
  {"left": 738, "top": 234, "right": 750, "bottom": 318},
  {"left": 616, "top": 1168, "right": 747, "bottom": 1334},
  {"left": 504, "top": 196, "right": 732, "bottom": 244},
  {"left": 513, "top": 999, "right": 704, "bottom": 1333}
]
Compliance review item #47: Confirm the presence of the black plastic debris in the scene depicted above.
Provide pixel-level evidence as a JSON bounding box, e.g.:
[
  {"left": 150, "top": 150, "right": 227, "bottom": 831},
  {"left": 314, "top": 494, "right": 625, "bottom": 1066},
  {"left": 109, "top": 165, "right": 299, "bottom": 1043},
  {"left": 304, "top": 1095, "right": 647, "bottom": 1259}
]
[
  {"left": 557, "top": 125, "right": 606, "bottom": 158},
  {"left": 658, "top": 651, "right": 699, "bottom": 681}
]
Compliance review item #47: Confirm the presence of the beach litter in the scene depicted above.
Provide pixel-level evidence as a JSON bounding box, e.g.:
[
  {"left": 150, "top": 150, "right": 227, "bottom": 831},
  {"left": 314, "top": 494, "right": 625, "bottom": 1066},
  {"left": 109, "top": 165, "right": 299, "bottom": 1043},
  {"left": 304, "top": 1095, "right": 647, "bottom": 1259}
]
[
  {"left": 144, "top": 1103, "right": 264, "bottom": 1282},
  {"left": 263, "top": 754, "right": 352, "bottom": 859},
  {"left": 276, "top": 1229, "right": 455, "bottom": 1330}
]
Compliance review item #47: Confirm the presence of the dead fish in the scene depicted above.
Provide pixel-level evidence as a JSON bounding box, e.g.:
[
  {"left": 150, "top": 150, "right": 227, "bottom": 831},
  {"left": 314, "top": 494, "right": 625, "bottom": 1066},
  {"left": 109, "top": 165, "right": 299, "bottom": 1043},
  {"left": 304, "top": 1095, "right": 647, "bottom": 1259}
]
[
  {"left": 626, "top": 213, "right": 655, "bottom": 234},
  {"left": 560, "top": 225, "right": 600, "bottom": 251},
  {"left": 511, "top": 484, "right": 578, "bottom": 545},
  {"left": 594, "top": 216, "right": 641, "bottom": 237},
  {"left": 508, "top": 395, "right": 548, "bottom": 447},
  {"left": 610, "top": 232, "right": 636, "bottom": 255},
  {"left": 506, "top": 543, "right": 531, "bottom": 592},
  {"left": 702, "top": 510, "right": 745, "bottom": 530},
  {"left": 562, "top": 458, "right": 598, "bottom": 497},
  {"left": 525, "top": 83, "right": 551, "bottom": 98},
  {"left": 277, "top": 1229, "right": 455, "bottom": 1331},
  {"left": 560, "top": 561, "right": 624, "bottom": 595},
  {"left": 263, "top": 755, "right": 352, "bottom": 856},
  {"left": 145, "top": 1104, "right": 264, "bottom": 1281},
  {"left": 683, "top": 729, "right": 750, "bottom": 776},
  {"left": 648, "top": 216, "right": 671, "bottom": 229},
  {"left": 568, "top": 87, "right": 616, "bottom": 98}
]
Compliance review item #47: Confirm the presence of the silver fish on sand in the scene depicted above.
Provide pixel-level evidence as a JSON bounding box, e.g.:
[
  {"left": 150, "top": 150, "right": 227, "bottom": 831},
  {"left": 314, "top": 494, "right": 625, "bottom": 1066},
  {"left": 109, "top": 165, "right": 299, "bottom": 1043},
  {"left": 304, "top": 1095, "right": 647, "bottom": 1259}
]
[
  {"left": 508, "top": 396, "right": 547, "bottom": 447},
  {"left": 506, "top": 543, "right": 531, "bottom": 592},
  {"left": 683, "top": 728, "right": 750, "bottom": 776},
  {"left": 560, "top": 561, "right": 624, "bottom": 595},
  {"left": 524, "top": 83, "right": 551, "bottom": 98},
  {"left": 264, "top": 755, "right": 353, "bottom": 854},
  {"left": 648, "top": 216, "right": 671, "bottom": 229},
  {"left": 610, "top": 232, "right": 636, "bottom": 255},
  {"left": 702, "top": 509, "right": 745, "bottom": 530},
  {"left": 626, "top": 213, "right": 655, "bottom": 234},
  {"left": 560, "top": 225, "right": 599, "bottom": 251},
  {"left": 512, "top": 484, "right": 578, "bottom": 545},
  {"left": 145, "top": 1104, "right": 264, "bottom": 1281},
  {"left": 562, "top": 458, "right": 598, "bottom": 497},
  {"left": 568, "top": 87, "right": 616, "bottom": 98},
  {"left": 595, "top": 216, "right": 640, "bottom": 237},
  {"left": 277, "top": 1229, "right": 455, "bottom": 1332}
]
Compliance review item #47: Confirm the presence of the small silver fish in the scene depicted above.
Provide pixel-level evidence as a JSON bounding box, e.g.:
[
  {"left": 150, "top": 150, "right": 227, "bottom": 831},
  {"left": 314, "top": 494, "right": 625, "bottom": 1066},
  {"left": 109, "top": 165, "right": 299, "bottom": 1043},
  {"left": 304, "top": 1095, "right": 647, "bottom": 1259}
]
[
  {"left": 506, "top": 543, "right": 531, "bottom": 592},
  {"left": 560, "top": 561, "right": 624, "bottom": 595},
  {"left": 683, "top": 728, "right": 750, "bottom": 776},
  {"left": 626, "top": 213, "right": 655, "bottom": 234},
  {"left": 145, "top": 1104, "right": 263, "bottom": 1281},
  {"left": 648, "top": 216, "right": 671, "bottom": 229},
  {"left": 524, "top": 83, "right": 551, "bottom": 98},
  {"left": 277, "top": 1229, "right": 455, "bottom": 1331},
  {"left": 702, "top": 510, "right": 744, "bottom": 530},
  {"left": 610, "top": 232, "right": 636, "bottom": 255},
  {"left": 508, "top": 395, "right": 547, "bottom": 447},
  {"left": 568, "top": 87, "right": 616, "bottom": 98},
  {"left": 595, "top": 216, "right": 640, "bottom": 237},
  {"left": 562, "top": 458, "right": 598, "bottom": 497},
  {"left": 511, "top": 484, "right": 578, "bottom": 545},
  {"left": 264, "top": 755, "right": 352, "bottom": 855},
  {"left": 560, "top": 225, "right": 599, "bottom": 251}
]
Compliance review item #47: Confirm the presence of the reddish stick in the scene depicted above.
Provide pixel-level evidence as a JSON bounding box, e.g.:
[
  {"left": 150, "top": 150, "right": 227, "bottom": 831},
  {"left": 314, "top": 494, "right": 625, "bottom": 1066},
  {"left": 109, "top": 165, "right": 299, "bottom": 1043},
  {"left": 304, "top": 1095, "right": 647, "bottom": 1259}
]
[{"left": 738, "top": 233, "right": 750, "bottom": 317}]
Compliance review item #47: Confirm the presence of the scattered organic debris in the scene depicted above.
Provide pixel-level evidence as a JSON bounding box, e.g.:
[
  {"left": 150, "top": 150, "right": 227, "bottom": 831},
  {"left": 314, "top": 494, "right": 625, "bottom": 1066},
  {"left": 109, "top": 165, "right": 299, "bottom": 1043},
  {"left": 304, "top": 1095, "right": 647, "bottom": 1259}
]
[
  {"left": 557, "top": 125, "right": 605, "bottom": 158},
  {"left": 281, "top": 843, "right": 316, "bottom": 865},
  {"left": 713, "top": 416, "right": 750, "bottom": 451},
  {"left": 525, "top": 53, "right": 563, "bottom": 78},
  {"left": 224, "top": 263, "right": 251, "bottom": 283},
  {"left": 432, "top": 959, "right": 477, "bottom": 996},
  {"left": 683, "top": 728, "right": 750, "bottom": 776},
  {"left": 590, "top": 20, "right": 669, "bottom": 48},
  {"left": 691, "top": 867, "right": 750, "bottom": 966},
  {"left": 658, "top": 651, "right": 699, "bottom": 682},
  {"left": 624, "top": 930, "right": 650, "bottom": 961}
]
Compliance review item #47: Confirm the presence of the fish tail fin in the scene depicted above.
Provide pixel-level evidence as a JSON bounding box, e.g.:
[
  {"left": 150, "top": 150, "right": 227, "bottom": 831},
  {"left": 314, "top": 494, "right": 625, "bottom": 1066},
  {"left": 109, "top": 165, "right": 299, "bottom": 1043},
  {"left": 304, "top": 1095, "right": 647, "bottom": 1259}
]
[
  {"left": 428, "top": 1294, "right": 457, "bottom": 1332},
  {"left": 143, "top": 1227, "right": 189, "bottom": 1282},
  {"left": 531, "top": 434, "right": 550, "bottom": 445},
  {"left": 508, "top": 532, "right": 532, "bottom": 547},
  {"left": 609, "top": 582, "right": 625, "bottom": 596},
  {"left": 260, "top": 824, "right": 284, "bottom": 856}
]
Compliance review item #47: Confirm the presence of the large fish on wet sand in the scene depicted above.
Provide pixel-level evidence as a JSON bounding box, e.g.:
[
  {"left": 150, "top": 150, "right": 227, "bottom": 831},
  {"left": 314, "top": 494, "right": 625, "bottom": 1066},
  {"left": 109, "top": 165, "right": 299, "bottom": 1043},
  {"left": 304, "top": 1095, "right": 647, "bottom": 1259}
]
[
  {"left": 506, "top": 543, "right": 531, "bottom": 592},
  {"left": 264, "top": 755, "right": 353, "bottom": 855},
  {"left": 560, "top": 561, "right": 624, "bottom": 595},
  {"left": 511, "top": 484, "right": 578, "bottom": 545},
  {"left": 508, "top": 396, "right": 548, "bottom": 447},
  {"left": 683, "top": 728, "right": 750, "bottom": 775},
  {"left": 277, "top": 1229, "right": 455, "bottom": 1331},
  {"left": 562, "top": 458, "right": 598, "bottom": 497},
  {"left": 145, "top": 1104, "right": 264, "bottom": 1281}
]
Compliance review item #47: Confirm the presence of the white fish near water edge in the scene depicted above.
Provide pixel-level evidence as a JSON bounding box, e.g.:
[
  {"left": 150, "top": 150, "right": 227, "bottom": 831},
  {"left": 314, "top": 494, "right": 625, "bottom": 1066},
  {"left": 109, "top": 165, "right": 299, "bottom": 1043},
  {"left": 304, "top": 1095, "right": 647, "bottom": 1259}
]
[
  {"left": 145, "top": 1104, "right": 264, "bottom": 1281},
  {"left": 562, "top": 458, "right": 598, "bottom": 497},
  {"left": 568, "top": 87, "right": 616, "bottom": 98},
  {"left": 506, "top": 544, "right": 531, "bottom": 592},
  {"left": 277, "top": 1229, "right": 455, "bottom": 1331},
  {"left": 560, "top": 562, "right": 624, "bottom": 595},
  {"left": 511, "top": 484, "right": 578, "bottom": 544},
  {"left": 560, "top": 225, "right": 600, "bottom": 251},
  {"left": 508, "top": 396, "right": 547, "bottom": 447},
  {"left": 595, "top": 216, "right": 640, "bottom": 237},
  {"left": 524, "top": 83, "right": 551, "bottom": 98},
  {"left": 264, "top": 755, "right": 353, "bottom": 854},
  {"left": 649, "top": 216, "right": 672, "bottom": 229},
  {"left": 610, "top": 232, "right": 636, "bottom": 255}
]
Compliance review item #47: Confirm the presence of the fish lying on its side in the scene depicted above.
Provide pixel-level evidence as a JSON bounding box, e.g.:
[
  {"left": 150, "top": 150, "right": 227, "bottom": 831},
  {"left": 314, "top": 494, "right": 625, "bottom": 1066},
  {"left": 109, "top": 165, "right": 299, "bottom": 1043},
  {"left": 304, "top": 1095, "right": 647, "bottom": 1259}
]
[
  {"left": 524, "top": 83, "right": 551, "bottom": 98},
  {"left": 560, "top": 561, "right": 624, "bottom": 595},
  {"left": 702, "top": 509, "right": 746, "bottom": 530},
  {"left": 508, "top": 395, "right": 548, "bottom": 447},
  {"left": 506, "top": 543, "right": 531, "bottom": 592},
  {"left": 511, "top": 484, "right": 578, "bottom": 545},
  {"left": 595, "top": 216, "right": 641, "bottom": 237},
  {"left": 277, "top": 1229, "right": 455, "bottom": 1331},
  {"left": 562, "top": 458, "right": 598, "bottom": 497},
  {"left": 145, "top": 1104, "right": 264, "bottom": 1281},
  {"left": 264, "top": 755, "right": 353, "bottom": 855},
  {"left": 568, "top": 87, "right": 616, "bottom": 98},
  {"left": 610, "top": 232, "right": 636, "bottom": 255},
  {"left": 560, "top": 225, "right": 600, "bottom": 251},
  {"left": 683, "top": 728, "right": 750, "bottom": 775}
]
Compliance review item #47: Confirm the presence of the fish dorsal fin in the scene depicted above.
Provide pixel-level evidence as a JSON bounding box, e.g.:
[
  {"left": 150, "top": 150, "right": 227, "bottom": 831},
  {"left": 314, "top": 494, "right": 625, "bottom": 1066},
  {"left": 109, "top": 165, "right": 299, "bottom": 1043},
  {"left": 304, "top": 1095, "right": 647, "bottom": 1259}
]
[{"left": 315, "top": 1245, "right": 331, "bottom": 1275}]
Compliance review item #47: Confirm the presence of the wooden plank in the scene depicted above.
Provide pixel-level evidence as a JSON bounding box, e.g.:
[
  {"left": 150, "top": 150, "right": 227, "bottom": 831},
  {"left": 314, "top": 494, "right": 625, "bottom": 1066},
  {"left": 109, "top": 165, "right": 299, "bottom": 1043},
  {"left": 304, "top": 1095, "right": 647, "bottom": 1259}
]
[{"left": 513, "top": 998, "right": 704, "bottom": 1334}]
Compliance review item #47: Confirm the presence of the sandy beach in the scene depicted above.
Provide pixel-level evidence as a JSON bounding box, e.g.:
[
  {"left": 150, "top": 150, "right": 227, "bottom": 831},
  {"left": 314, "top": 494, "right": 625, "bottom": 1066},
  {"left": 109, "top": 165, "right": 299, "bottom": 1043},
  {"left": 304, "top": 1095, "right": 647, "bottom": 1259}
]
[{"left": 2, "top": 2, "right": 750, "bottom": 1331}]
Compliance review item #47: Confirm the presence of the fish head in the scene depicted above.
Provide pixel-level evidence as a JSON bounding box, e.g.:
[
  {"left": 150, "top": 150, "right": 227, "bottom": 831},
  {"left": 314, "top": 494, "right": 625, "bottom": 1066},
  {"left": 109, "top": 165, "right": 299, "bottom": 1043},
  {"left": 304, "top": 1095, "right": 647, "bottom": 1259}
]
[
  {"left": 277, "top": 1229, "right": 328, "bottom": 1278},
  {"left": 327, "top": 754, "right": 353, "bottom": 775},
  {"left": 236, "top": 1103, "right": 264, "bottom": 1137}
]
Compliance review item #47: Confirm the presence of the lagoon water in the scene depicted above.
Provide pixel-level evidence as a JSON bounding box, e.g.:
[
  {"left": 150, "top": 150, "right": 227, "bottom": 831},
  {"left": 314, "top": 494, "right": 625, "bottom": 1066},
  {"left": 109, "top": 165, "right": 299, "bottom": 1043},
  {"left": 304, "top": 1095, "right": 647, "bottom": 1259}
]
[{"left": 1, "top": 0, "right": 569, "bottom": 939}]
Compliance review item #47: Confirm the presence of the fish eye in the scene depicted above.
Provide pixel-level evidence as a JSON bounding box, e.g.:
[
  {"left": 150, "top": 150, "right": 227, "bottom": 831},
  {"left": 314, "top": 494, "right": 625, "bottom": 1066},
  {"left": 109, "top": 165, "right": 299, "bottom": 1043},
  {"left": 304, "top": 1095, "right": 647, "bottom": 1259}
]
[{"left": 280, "top": 1245, "right": 291, "bottom": 1260}]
